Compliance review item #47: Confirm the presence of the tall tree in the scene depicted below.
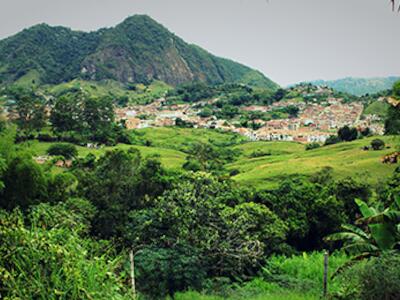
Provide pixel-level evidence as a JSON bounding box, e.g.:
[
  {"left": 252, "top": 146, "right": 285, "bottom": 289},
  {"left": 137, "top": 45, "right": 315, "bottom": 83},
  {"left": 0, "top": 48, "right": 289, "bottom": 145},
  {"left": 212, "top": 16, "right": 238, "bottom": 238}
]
[{"left": 8, "top": 87, "right": 47, "bottom": 134}]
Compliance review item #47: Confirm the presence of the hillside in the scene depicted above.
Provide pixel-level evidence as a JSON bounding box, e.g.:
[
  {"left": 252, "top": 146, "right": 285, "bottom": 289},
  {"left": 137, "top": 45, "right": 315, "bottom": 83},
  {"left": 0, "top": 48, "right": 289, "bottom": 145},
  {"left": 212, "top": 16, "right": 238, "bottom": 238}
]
[
  {"left": 0, "top": 15, "right": 278, "bottom": 90},
  {"left": 24, "top": 128, "right": 398, "bottom": 190},
  {"left": 310, "top": 76, "right": 399, "bottom": 96},
  {"left": 229, "top": 136, "right": 397, "bottom": 189}
]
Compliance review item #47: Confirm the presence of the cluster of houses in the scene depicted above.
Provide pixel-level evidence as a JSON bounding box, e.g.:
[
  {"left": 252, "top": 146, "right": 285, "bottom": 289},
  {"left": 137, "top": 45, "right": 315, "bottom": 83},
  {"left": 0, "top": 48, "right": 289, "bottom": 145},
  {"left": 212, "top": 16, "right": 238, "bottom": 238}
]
[{"left": 114, "top": 96, "right": 384, "bottom": 144}]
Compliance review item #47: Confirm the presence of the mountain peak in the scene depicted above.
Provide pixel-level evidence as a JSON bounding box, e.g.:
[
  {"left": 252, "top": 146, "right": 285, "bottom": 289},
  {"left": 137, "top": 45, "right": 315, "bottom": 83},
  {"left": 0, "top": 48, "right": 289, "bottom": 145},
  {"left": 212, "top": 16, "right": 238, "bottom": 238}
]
[{"left": 0, "top": 16, "right": 278, "bottom": 90}]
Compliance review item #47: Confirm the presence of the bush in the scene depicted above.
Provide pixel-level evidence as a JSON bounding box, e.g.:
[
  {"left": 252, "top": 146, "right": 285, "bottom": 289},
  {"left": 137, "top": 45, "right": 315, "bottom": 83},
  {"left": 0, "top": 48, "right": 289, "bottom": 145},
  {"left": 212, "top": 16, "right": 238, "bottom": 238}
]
[
  {"left": 0, "top": 203, "right": 130, "bottom": 299},
  {"left": 229, "top": 168, "right": 240, "bottom": 176},
  {"left": 305, "top": 143, "right": 320, "bottom": 151},
  {"left": 262, "top": 252, "right": 349, "bottom": 295},
  {"left": 324, "top": 135, "right": 341, "bottom": 146},
  {"left": 358, "top": 252, "right": 400, "bottom": 300},
  {"left": 135, "top": 245, "right": 206, "bottom": 298},
  {"left": 370, "top": 138, "right": 385, "bottom": 151},
  {"left": 338, "top": 126, "right": 358, "bottom": 142},
  {"left": 1, "top": 154, "right": 48, "bottom": 210},
  {"left": 250, "top": 149, "right": 272, "bottom": 158},
  {"left": 37, "top": 133, "right": 58, "bottom": 142},
  {"left": 47, "top": 143, "right": 78, "bottom": 159}
]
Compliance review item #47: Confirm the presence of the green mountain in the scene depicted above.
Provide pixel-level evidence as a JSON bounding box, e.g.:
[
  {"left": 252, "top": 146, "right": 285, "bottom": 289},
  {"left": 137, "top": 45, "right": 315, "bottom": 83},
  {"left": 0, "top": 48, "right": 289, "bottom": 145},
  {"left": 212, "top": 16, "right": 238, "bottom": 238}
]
[
  {"left": 310, "top": 76, "right": 400, "bottom": 96},
  {"left": 0, "top": 15, "right": 278, "bottom": 89}
]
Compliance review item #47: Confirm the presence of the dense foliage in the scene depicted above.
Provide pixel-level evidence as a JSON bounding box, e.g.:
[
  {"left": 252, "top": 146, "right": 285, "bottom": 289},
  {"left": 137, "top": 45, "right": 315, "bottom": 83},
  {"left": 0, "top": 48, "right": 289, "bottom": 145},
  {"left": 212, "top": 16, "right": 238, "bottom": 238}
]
[
  {"left": 0, "top": 200, "right": 131, "bottom": 299},
  {"left": 0, "top": 15, "right": 278, "bottom": 89},
  {"left": 0, "top": 82, "right": 399, "bottom": 300},
  {"left": 47, "top": 143, "right": 78, "bottom": 159}
]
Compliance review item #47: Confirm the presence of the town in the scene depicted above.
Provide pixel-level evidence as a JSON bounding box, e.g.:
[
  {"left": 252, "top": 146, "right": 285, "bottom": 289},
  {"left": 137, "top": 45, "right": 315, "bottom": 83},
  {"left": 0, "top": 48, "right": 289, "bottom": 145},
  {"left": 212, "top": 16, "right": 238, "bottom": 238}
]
[{"left": 115, "top": 90, "right": 385, "bottom": 143}]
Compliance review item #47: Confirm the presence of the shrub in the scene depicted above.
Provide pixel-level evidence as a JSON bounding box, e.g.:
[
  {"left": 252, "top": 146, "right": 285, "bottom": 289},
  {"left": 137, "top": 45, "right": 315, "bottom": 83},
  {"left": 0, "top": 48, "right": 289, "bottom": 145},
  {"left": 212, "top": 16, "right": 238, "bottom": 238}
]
[
  {"left": 305, "top": 143, "right": 320, "bottom": 151},
  {"left": 250, "top": 149, "right": 272, "bottom": 158},
  {"left": 0, "top": 203, "right": 130, "bottom": 299},
  {"left": 324, "top": 135, "right": 341, "bottom": 146},
  {"left": 229, "top": 168, "right": 240, "bottom": 176},
  {"left": 47, "top": 143, "right": 78, "bottom": 159},
  {"left": 370, "top": 138, "right": 385, "bottom": 150},
  {"left": 262, "top": 252, "right": 349, "bottom": 295},
  {"left": 135, "top": 245, "right": 206, "bottom": 298},
  {"left": 1, "top": 154, "right": 48, "bottom": 210},
  {"left": 37, "top": 133, "right": 58, "bottom": 142},
  {"left": 338, "top": 126, "right": 358, "bottom": 142},
  {"left": 358, "top": 252, "right": 400, "bottom": 300},
  {"left": 335, "top": 252, "right": 400, "bottom": 300}
]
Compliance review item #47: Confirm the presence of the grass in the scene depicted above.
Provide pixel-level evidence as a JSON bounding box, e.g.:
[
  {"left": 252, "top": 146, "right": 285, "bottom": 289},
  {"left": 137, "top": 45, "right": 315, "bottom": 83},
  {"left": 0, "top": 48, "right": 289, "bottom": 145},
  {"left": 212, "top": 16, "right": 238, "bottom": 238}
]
[
  {"left": 173, "top": 252, "right": 349, "bottom": 300},
  {"left": 23, "top": 140, "right": 186, "bottom": 170},
  {"left": 173, "top": 291, "right": 317, "bottom": 300},
  {"left": 25, "top": 129, "right": 398, "bottom": 189},
  {"left": 363, "top": 100, "right": 389, "bottom": 118},
  {"left": 43, "top": 79, "right": 171, "bottom": 104},
  {"left": 14, "top": 70, "right": 41, "bottom": 88},
  {"left": 228, "top": 136, "right": 398, "bottom": 189},
  {"left": 132, "top": 127, "right": 248, "bottom": 152}
]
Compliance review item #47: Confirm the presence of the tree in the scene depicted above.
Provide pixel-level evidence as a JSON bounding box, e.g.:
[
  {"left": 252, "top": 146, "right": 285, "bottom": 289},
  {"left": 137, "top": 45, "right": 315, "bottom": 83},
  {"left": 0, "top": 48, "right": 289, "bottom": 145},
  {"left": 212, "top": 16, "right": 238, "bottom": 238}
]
[
  {"left": 333, "top": 177, "right": 371, "bottom": 221},
  {"left": 384, "top": 81, "right": 400, "bottom": 134},
  {"left": 393, "top": 81, "right": 400, "bottom": 98},
  {"left": 284, "top": 105, "right": 300, "bottom": 118},
  {"left": 338, "top": 126, "right": 358, "bottom": 142},
  {"left": 384, "top": 105, "right": 400, "bottom": 135},
  {"left": 273, "top": 88, "right": 286, "bottom": 101},
  {"left": 8, "top": 87, "right": 47, "bottom": 134},
  {"left": 370, "top": 139, "right": 385, "bottom": 150},
  {"left": 182, "top": 142, "right": 234, "bottom": 174},
  {"left": 134, "top": 245, "right": 206, "bottom": 298},
  {"left": 325, "top": 198, "right": 400, "bottom": 261},
  {"left": 76, "top": 149, "right": 141, "bottom": 238},
  {"left": 75, "top": 148, "right": 168, "bottom": 239},
  {"left": 126, "top": 172, "right": 287, "bottom": 285},
  {"left": 50, "top": 94, "right": 82, "bottom": 132},
  {"left": 198, "top": 107, "right": 213, "bottom": 118},
  {"left": 1, "top": 154, "right": 48, "bottom": 210},
  {"left": 47, "top": 143, "right": 78, "bottom": 159}
]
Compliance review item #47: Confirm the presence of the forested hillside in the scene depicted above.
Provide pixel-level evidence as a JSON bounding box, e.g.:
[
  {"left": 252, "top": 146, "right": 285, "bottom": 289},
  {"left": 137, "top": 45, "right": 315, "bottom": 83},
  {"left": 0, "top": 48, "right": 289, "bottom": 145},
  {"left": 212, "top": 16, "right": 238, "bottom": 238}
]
[
  {"left": 0, "top": 15, "right": 278, "bottom": 89},
  {"left": 311, "top": 76, "right": 400, "bottom": 96}
]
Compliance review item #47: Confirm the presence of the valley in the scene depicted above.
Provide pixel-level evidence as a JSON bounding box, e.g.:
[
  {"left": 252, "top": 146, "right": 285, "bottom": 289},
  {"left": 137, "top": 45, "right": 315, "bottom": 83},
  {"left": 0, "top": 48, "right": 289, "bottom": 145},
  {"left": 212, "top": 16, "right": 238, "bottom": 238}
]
[{"left": 0, "top": 9, "right": 399, "bottom": 300}]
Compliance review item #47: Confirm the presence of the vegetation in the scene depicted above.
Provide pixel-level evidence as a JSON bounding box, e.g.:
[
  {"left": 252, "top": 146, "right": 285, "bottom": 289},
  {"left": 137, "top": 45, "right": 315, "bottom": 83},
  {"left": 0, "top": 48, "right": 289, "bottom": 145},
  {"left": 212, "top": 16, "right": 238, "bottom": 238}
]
[
  {"left": 0, "top": 15, "right": 278, "bottom": 89},
  {"left": 0, "top": 110, "right": 399, "bottom": 299},
  {"left": 229, "top": 136, "right": 397, "bottom": 189},
  {"left": 310, "top": 76, "right": 400, "bottom": 96},
  {"left": 47, "top": 143, "right": 78, "bottom": 159},
  {"left": 370, "top": 138, "right": 385, "bottom": 150},
  {"left": 0, "top": 199, "right": 131, "bottom": 299},
  {"left": 0, "top": 10, "right": 399, "bottom": 300}
]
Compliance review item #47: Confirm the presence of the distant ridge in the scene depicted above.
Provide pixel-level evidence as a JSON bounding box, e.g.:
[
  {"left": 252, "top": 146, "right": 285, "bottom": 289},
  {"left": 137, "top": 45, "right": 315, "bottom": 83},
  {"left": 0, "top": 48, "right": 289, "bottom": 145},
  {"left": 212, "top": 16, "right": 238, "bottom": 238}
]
[
  {"left": 308, "top": 76, "right": 400, "bottom": 96},
  {"left": 0, "top": 15, "right": 278, "bottom": 90}
]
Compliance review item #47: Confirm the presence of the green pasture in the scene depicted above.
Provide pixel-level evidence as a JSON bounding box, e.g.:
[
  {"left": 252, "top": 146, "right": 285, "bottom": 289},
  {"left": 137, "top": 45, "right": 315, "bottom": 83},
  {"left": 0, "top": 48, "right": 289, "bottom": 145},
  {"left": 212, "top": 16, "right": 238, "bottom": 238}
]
[{"left": 229, "top": 136, "right": 398, "bottom": 189}]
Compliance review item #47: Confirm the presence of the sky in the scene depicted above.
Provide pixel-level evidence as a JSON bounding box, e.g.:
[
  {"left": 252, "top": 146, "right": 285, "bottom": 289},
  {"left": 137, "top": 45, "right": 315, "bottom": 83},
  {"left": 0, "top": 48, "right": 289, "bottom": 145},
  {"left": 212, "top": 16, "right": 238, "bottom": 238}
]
[{"left": 0, "top": 0, "right": 399, "bottom": 86}]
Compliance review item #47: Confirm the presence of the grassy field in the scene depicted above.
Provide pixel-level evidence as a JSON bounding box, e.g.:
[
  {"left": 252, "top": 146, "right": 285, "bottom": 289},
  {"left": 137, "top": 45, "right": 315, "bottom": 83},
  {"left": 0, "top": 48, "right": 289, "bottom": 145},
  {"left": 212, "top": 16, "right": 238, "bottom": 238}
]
[
  {"left": 43, "top": 79, "right": 171, "bottom": 104},
  {"left": 25, "top": 128, "right": 398, "bottom": 189},
  {"left": 23, "top": 140, "right": 186, "bottom": 170},
  {"left": 132, "top": 127, "right": 247, "bottom": 152},
  {"left": 363, "top": 100, "right": 390, "bottom": 118},
  {"left": 229, "top": 136, "right": 398, "bottom": 189}
]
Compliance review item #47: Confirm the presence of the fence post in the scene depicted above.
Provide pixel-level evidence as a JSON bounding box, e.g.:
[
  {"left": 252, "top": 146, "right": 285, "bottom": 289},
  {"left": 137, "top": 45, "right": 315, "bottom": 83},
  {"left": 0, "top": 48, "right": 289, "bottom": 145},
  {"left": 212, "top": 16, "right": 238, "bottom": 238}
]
[
  {"left": 323, "top": 250, "right": 329, "bottom": 298},
  {"left": 130, "top": 249, "right": 136, "bottom": 300}
]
